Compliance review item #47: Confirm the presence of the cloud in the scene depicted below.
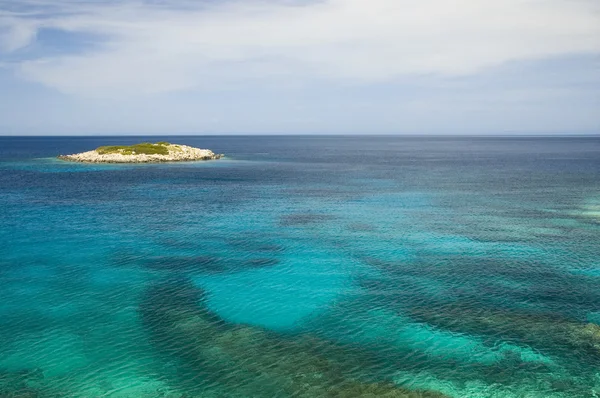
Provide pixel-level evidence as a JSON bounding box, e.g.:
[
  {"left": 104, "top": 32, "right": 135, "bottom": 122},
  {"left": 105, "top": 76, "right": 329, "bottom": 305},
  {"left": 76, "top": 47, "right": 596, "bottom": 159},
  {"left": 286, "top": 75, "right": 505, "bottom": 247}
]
[
  {"left": 1, "top": 0, "right": 600, "bottom": 97},
  {"left": 0, "top": 16, "right": 37, "bottom": 52}
]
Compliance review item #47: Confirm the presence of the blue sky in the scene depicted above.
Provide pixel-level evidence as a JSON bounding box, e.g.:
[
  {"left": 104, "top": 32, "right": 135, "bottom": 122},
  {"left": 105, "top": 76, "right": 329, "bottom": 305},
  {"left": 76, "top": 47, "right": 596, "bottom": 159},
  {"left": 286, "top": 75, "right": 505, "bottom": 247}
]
[{"left": 0, "top": 0, "right": 599, "bottom": 135}]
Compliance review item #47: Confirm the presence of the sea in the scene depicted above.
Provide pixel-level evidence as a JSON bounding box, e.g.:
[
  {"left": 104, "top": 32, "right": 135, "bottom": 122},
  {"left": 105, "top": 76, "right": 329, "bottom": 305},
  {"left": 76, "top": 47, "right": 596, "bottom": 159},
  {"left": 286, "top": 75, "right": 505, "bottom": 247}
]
[{"left": 0, "top": 135, "right": 599, "bottom": 397}]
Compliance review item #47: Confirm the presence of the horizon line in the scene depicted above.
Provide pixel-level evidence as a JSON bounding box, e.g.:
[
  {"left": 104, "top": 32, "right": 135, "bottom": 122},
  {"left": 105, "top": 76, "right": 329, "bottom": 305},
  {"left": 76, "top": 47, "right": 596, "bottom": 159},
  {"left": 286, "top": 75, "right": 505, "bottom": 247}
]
[{"left": 1, "top": 133, "right": 599, "bottom": 138}]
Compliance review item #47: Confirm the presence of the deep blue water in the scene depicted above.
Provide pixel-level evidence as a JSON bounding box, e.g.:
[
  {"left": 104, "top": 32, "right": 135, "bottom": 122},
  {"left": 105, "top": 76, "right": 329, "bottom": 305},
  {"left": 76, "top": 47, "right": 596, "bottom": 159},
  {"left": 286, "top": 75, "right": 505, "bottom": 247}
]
[{"left": 1, "top": 136, "right": 599, "bottom": 397}]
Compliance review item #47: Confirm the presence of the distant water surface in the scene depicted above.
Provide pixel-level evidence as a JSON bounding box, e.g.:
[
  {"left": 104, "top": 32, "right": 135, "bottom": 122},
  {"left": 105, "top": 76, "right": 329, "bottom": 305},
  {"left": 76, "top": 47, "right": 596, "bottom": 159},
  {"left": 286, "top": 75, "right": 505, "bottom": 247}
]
[{"left": 1, "top": 136, "right": 599, "bottom": 397}]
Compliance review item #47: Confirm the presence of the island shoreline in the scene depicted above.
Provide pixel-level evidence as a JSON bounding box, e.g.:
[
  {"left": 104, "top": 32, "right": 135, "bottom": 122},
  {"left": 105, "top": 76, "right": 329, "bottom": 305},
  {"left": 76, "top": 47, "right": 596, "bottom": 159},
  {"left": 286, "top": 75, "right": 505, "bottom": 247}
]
[{"left": 57, "top": 142, "right": 223, "bottom": 163}]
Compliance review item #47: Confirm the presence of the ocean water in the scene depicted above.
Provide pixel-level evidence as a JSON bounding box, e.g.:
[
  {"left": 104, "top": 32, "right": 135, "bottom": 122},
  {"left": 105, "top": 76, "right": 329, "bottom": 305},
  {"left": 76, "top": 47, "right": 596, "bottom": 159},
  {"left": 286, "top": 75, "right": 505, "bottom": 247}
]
[{"left": 0, "top": 135, "right": 599, "bottom": 398}]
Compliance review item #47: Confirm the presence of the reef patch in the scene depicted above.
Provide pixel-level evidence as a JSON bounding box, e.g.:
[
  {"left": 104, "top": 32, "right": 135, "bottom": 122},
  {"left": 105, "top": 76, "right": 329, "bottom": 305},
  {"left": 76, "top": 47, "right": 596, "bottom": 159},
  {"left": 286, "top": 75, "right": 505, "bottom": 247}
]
[{"left": 138, "top": 280, "right": 449, "bottom": 398}]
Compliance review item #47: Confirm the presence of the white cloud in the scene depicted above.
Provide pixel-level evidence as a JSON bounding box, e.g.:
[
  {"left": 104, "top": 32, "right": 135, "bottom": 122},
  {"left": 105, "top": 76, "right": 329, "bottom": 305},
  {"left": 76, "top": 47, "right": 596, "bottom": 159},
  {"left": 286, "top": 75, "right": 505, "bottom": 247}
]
[
  {"left": 2, "top": 0, "right": 600, "bottom": 97},
  {"left": 0, "top": 16, "right": 37, "bottom": 52}
]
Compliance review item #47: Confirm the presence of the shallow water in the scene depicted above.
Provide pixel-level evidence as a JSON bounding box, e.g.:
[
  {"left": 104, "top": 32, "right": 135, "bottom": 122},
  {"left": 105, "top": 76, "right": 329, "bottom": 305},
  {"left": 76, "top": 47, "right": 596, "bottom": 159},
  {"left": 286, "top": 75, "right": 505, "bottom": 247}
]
[{"left": 1, "top": 136, "right": 599, "bottom": 397}]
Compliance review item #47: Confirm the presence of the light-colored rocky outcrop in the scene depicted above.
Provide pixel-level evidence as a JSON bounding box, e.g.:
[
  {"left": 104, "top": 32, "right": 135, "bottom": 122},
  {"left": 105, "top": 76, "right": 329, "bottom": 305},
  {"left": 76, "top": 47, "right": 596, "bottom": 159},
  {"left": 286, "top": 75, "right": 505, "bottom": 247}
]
[{"left": 58, "top": 143, "right": 223, "bottom": 163}]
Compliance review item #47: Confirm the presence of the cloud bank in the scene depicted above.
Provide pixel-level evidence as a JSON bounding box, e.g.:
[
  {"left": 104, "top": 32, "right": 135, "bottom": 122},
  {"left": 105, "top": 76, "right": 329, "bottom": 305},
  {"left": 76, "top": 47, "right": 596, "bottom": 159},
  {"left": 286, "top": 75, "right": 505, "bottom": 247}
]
[{"left": 1, "top": 0, "right": 599, "bottom": 97}]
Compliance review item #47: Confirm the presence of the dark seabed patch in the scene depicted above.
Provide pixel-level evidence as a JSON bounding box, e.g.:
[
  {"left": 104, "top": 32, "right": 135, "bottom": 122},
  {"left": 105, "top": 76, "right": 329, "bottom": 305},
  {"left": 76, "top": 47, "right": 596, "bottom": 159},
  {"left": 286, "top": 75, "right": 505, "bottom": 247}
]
[
  {"left": 138, "top": 279, "right": 449, "bottom": 398},
  {"left": 143, "top": 255, "right": 226, "bottom": 273},
  {"left": 406, "top": 301, "right": 600, "bottom": 364},
  {"left": 0, "top": 367, "right": 48, "bottom": 398}
]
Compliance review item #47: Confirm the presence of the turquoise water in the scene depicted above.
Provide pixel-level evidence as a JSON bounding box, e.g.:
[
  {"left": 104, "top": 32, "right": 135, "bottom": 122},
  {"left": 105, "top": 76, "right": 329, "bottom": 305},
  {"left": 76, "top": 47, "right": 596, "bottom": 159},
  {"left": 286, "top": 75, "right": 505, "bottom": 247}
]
[{"left": 1, "top": 136, "right": 599, "bottom": 397}]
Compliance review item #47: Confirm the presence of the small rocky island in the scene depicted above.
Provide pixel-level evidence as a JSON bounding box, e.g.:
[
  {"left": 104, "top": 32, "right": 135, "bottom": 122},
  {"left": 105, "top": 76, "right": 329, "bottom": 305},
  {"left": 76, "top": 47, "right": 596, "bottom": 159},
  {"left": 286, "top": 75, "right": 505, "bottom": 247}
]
[{"left": 58, "top": 142, "right": 223, "bottom": 163}]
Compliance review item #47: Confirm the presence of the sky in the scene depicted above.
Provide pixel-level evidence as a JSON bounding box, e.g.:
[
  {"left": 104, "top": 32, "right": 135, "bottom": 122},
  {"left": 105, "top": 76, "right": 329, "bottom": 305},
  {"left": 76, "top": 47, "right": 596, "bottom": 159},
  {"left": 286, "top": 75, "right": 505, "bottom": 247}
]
[{"left": 0, "top": 0, "right": 599, "bottom": 135}]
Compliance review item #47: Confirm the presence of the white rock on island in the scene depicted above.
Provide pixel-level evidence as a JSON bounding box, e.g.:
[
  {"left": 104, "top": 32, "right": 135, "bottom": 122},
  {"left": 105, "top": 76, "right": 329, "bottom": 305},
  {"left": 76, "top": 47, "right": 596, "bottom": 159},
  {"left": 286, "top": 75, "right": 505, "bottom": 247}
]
[{"left": 58, "top": 142, "right": 223, "bottom": 163}]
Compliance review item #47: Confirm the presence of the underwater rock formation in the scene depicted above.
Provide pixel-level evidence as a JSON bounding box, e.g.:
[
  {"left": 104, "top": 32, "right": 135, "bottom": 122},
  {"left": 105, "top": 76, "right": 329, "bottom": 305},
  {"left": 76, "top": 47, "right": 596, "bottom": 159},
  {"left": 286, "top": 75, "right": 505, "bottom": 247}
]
[
  {"left": 576, "top": 323, "right": 600, "bottom": 352},
  {"left": 408, "top": 302, "right": 600, "bottom": 360},
  {"left": 0, "top": 368, "right": 46, "bottom": 398},
  {"left": 139, "top": 280, "right": 448, "bottom": 398},
  {"left": 143, "top": 256, "right": 226, "bottom": 273}
]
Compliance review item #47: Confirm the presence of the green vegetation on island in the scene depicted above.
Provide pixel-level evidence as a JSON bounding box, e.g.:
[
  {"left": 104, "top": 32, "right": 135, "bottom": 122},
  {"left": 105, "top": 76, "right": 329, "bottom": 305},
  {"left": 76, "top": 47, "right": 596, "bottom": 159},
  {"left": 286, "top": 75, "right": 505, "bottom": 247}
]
[{"left": 96, "top": 142, "right": 171, "bottom": 155}]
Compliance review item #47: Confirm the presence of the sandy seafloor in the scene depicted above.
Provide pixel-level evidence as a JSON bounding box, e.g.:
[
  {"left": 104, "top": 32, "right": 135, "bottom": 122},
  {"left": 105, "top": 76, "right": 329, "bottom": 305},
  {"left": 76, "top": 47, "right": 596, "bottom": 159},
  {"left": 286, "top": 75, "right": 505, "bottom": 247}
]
[{"left": 1, "top": 136, "right": 599, "bottom": 397}]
